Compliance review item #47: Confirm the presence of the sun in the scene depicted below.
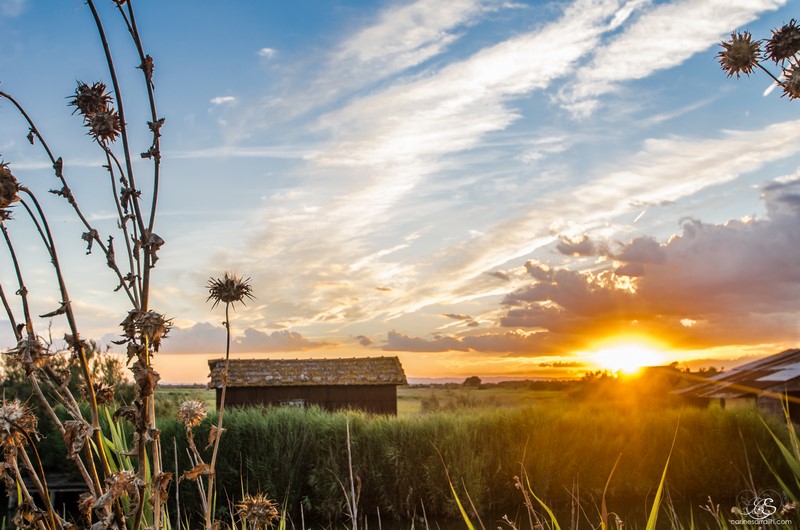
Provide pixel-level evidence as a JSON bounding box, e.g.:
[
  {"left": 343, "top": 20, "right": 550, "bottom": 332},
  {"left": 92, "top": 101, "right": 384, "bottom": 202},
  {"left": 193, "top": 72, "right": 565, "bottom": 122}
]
[{"left": 590, "top": 342, "right": 665, "bottom": 375}]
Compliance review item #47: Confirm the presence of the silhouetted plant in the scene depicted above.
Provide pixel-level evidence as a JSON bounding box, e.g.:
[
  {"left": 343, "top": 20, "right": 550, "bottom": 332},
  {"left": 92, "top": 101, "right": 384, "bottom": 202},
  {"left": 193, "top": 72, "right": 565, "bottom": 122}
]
[
  {"left": 176, "top": 272, "right": 255, "bottom": 529},
  {"left": 718, "top": 17, "right": 800, "bottom": 99},
  {"left": 0, "top": 1, "right": 169, "bottom": 528}
]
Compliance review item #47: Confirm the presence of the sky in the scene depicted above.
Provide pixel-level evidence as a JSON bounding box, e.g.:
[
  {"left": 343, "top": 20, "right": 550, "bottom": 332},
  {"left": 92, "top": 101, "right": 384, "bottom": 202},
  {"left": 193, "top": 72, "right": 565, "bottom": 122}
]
[{"left": 1, "top": 0, "right": 800, "bottom": 383}]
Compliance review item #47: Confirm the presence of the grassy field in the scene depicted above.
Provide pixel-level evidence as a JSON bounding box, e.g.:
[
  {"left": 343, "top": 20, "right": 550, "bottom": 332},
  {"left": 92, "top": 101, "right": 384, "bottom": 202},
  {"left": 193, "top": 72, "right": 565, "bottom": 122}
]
[
  {"left": 156, "top": 383, "right": 567, "bottom": 418},
  {"left": 397, "top": 385, "right": 566, "bottom": 414},
  {"left": 154, "top": 381, "right": 796, "bottom": 528}
]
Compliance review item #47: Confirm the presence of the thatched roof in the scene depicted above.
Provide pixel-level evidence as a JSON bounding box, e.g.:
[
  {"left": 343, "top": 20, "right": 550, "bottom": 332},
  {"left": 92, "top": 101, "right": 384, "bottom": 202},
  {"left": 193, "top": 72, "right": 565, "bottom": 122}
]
[
  {"left": 208, "top": 356, "right": 407, "bottom": 389},
  {"left": 676, "top": 348, "right": 800, "bottom": 399}
]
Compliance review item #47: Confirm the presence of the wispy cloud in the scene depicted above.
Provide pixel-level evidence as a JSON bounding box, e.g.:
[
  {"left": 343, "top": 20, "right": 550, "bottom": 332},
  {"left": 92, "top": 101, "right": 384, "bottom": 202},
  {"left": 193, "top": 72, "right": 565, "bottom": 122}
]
[
  {"left": 258, "top": 47, "right": 277, "bottom": 59},
  {"left": 560, "top": 0, "right": 786, "bottom": 115},
  {"left": 331, "top": 0, "right": 497, "bottom": 82},
  {"left": 210, "top": 96, "right": 237, "bottom": 105}
]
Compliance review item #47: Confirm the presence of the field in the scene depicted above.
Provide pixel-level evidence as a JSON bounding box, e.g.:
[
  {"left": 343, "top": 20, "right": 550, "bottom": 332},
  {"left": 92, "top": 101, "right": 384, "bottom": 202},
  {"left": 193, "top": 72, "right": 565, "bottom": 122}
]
[
  {"left": 153, "top": 382, "right": 798, "bottom": 528},
  {"left": 154, "top": 383, "right": 566, "bottom": 418}
]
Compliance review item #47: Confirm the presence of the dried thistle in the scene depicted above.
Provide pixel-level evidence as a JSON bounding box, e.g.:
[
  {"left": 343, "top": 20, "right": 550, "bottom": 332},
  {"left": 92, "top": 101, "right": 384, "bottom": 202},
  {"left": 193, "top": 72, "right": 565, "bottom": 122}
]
[
  {"left": 69, "top": 81, "right": 113, "bottom": 117},
  {"left": 78, "top": 491, "right": 94, "bottom": 522},
  {"left": 177, "top": 399, "right": 207, "bottom": 429},
  {"left": 88, "top": 108, "right": 121, "bottom": 143},
  {"left": 12, "top": 500, "right": 44, "bottom": 529},
  {"left": 63, "top": 420, "right": 93, "bottom": 457},
  {"left": 0, "top": 162, "right": 20, "bottom": 212},
  {"left": 718, "top": 31, "right": 761, "bottom": 78},
  {"left": 0, "top": 400, "right": 38, "bottom": 453},
  {"left": 94, "top": 469, "right": 140, "bottom": 512},
  {"left": 236, "top": 493, "right": 279, "bottom": 530},
  {"left": 765, "top": 19, "right": 800, "bottom": 63},
  {"left": 119, "top": 309, "right": 171, "bottom": 351},
  {"left": 81, "top": 381, "right": 116, "bottom": 405},
  {"left": 207, "top": 272, "right": 254, "bottom": 309},
  {"left": 6, "top": 336, "right": 51, "bottom": 374},
  {"left": 782, "top": 63, "right": 800, "bottom": 100}
]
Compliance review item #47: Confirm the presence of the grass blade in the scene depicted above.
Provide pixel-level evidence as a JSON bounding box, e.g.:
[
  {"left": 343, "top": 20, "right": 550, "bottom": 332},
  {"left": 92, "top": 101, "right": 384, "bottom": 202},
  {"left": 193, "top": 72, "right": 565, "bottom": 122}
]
[
  {"left": 434, "top": 444, "right": 476, "bottom": 530},
  {"left": 524, "top": 473, "right": 562, "bottom": 530},
  {"left": 645, "top": 424, "right": 679, "bottom": 530}
]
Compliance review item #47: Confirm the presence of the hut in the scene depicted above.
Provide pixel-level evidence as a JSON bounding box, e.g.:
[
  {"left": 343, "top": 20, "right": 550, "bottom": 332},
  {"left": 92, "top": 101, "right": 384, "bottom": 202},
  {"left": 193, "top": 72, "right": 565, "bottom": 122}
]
[
  {"left": 207, "top": 356, "right": 407, "bottom": 414},
  {"left": 676, "top": 348, "right": 800, "bottom": 419}
]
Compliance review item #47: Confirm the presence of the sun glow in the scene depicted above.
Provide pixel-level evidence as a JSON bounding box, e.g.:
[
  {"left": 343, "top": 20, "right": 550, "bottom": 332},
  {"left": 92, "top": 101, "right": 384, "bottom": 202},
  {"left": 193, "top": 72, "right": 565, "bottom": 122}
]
[{"left": 589, "top": 341, "right": 666, "bottom": 375}]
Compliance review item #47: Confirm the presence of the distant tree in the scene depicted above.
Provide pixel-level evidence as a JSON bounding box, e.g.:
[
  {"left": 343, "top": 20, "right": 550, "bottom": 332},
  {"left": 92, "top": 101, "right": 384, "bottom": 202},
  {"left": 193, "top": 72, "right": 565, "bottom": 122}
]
[
  {"left": 718, "top": 18, "right": 800, "bottom": 99},
  {"left": 462, "top": 375, "right": 482, "bottom": 388}
]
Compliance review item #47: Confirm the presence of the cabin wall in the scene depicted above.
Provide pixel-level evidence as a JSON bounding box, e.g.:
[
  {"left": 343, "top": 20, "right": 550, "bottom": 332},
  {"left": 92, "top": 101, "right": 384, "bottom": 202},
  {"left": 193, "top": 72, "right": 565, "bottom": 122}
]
[
  {"left": 758, "top": 391, "right": 800, "bottom": 421},
  {"left": 216, "top": 384, "right": 399, "bottom": 415}
]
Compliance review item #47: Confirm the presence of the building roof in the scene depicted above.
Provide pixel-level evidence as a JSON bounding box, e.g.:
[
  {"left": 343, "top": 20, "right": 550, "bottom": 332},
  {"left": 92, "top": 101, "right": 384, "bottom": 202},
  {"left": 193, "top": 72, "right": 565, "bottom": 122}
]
[
  {"left": 208, "top": 356, "right": 407, "bottom": 389},
  {"left": 676, "top": 348, "right": 800, "bottom": 399}
]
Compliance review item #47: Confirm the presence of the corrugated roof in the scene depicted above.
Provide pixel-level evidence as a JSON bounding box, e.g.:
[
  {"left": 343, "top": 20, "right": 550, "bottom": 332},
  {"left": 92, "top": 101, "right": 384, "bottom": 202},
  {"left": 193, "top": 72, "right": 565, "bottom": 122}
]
[
  {"left": 677, "top": 348, "right": 800, "bottom": 399},
  {"left": 208, "top": 356, "right": 407, "bottom": 388}
]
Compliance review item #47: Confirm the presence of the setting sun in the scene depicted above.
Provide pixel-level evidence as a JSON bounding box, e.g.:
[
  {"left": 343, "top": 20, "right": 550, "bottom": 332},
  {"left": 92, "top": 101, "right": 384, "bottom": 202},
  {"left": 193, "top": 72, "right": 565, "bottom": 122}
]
[{"left": 589, "top": 343, "right": 666, "bottom": 375}]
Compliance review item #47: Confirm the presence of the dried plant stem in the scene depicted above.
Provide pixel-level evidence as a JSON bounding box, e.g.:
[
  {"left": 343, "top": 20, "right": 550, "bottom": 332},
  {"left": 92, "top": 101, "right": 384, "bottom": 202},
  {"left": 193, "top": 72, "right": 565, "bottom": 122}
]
[
  {"left": 85, "top": 0, "right": 145, "bottom": 238},
  {"left": 102, "top": 147, "right": 142, "bottom": 299},
  {"left": 1, "top": 224, "right": 34, "bottom": 337},
  {"left": 118, "top": 1, "right": 163, "bottom": 234},
  {"left": 0, "top": 284, "right": 19, "bottom": 340},
  {"left": 0, "top": 90, "right": 138, "bottom": 307},
  {"left": 346, "top": 418, "right": 359, "bottom": 530},
  {"left": 149, "top": 360, "right": 164, "bottom": 529},
  {"left": 18, "top": 189, "right": 109, "bottom": 470},
  {"left": 206, "top": 302, "right": 232, "bottom": 529},
  {"left": 18, "top": 444, "right": 62, "bottom": 530},
  {"left": 757, "top": 61, "right": 785, "bottom": 85},
  {"left": 10, "top": 457, "right": 49, "bottom": 530}
]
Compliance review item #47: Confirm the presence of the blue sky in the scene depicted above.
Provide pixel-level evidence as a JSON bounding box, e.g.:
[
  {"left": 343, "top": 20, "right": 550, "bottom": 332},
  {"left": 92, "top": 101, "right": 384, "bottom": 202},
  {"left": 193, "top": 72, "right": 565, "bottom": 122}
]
[{"left": 1, "top": 0, "right": 800, "bottom": 383}]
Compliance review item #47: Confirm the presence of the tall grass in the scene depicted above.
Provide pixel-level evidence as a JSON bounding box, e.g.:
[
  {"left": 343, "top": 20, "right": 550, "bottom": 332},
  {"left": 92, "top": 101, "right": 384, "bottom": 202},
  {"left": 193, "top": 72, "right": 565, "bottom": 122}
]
[{"left": 160, "top": 402, "right": 790, "bottom": 526}]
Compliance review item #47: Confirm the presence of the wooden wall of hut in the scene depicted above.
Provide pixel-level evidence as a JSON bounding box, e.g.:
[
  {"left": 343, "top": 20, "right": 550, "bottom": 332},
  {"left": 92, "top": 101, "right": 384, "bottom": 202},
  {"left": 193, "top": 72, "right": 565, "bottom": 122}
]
[{"left": 217, "top": 384, "right": 399, "bottom": 415}]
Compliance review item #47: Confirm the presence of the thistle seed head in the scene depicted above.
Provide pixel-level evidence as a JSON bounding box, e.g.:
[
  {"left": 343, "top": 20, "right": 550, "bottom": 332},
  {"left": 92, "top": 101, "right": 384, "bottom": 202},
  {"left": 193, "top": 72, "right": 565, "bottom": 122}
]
[
  {"left": 0, "top": 162, "right": 20, "bottom": 212},
  {"left": 88, "top": 108, "right": 121, "bottom": 143},
  {"left": 0, "top": 400, "right": 38, "bottom": 453},
  {"left": 718, "top": 31, "right": 761, "bottom": 78},
  {"left": 82, "top": 381, "right": 116, "bottom": 405},
  {"left": 6, "top": 336, "right": 51, "bottom": 374},
  {"left": 766, "top": 19, "right": 800, "bottom": 63},
  {"left": 207, "top": 272, "right": 254, "bottom": 309},
  {"left": 236, "top": 493, "right": 279, "bottom": 529},
  {"left": 69, "top": 81, "right": 113, "bottom": 117},
  {"left": 120, "top": 309, "right": 171, "bottom": 352},
  {"left": 783, "top": 64, "right": 800, "bottom": 100},
  {"left": 105, "top": 470, "right": 139, "bottom": 501},
  {"left": 177, "top": 399, "right": 207, "bottom": 428}
]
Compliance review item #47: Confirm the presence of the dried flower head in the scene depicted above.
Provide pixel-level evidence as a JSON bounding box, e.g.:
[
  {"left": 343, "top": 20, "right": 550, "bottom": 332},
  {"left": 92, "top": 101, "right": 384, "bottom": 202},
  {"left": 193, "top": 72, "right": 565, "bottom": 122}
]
[
  {"left": 63, "top": 420, "right": 93, "bottom": 457},
  {"left": 120, "top": 309, "right": 171, "bottom": 351},
  {"left": 92, "top": 469, "right": 140, "bottom": 512},
  {"left": 82, "top": 381, "right": 116, "bottom": 405},
  {"left": 69, "top": 81, "right": 113, "bottom": 117},
  {"left": 766, "top": 19, "right": 800, "bottom": 63},
  {"left": 177, "top": 399, "right": 207, "bottom": 428},
  {"left": 0, "top": 400, "right": 38, "bottom": 453},
  {"left": 6, "top": 336, "right": 51, "bottom": 374},
  {"left": 0, "top": 162, "right": 20, "bottom": 216},
  {"left": 718, "top": 31, "right": 761, "bottom": 78},
  {"left": 207, "top": 272, "right": 254, "bottom": 309},
  {"left": 12, "top": 500, "right": 43, "bottom": 529},
  {"left": 236, "top": 493, "right": 279, "bottom": 529},
  {"left": 782, "top": 64, "right": 800, "bottom": 100},
  {"left": 88, "top": 108, "right": 121, "bottom": 143}
]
